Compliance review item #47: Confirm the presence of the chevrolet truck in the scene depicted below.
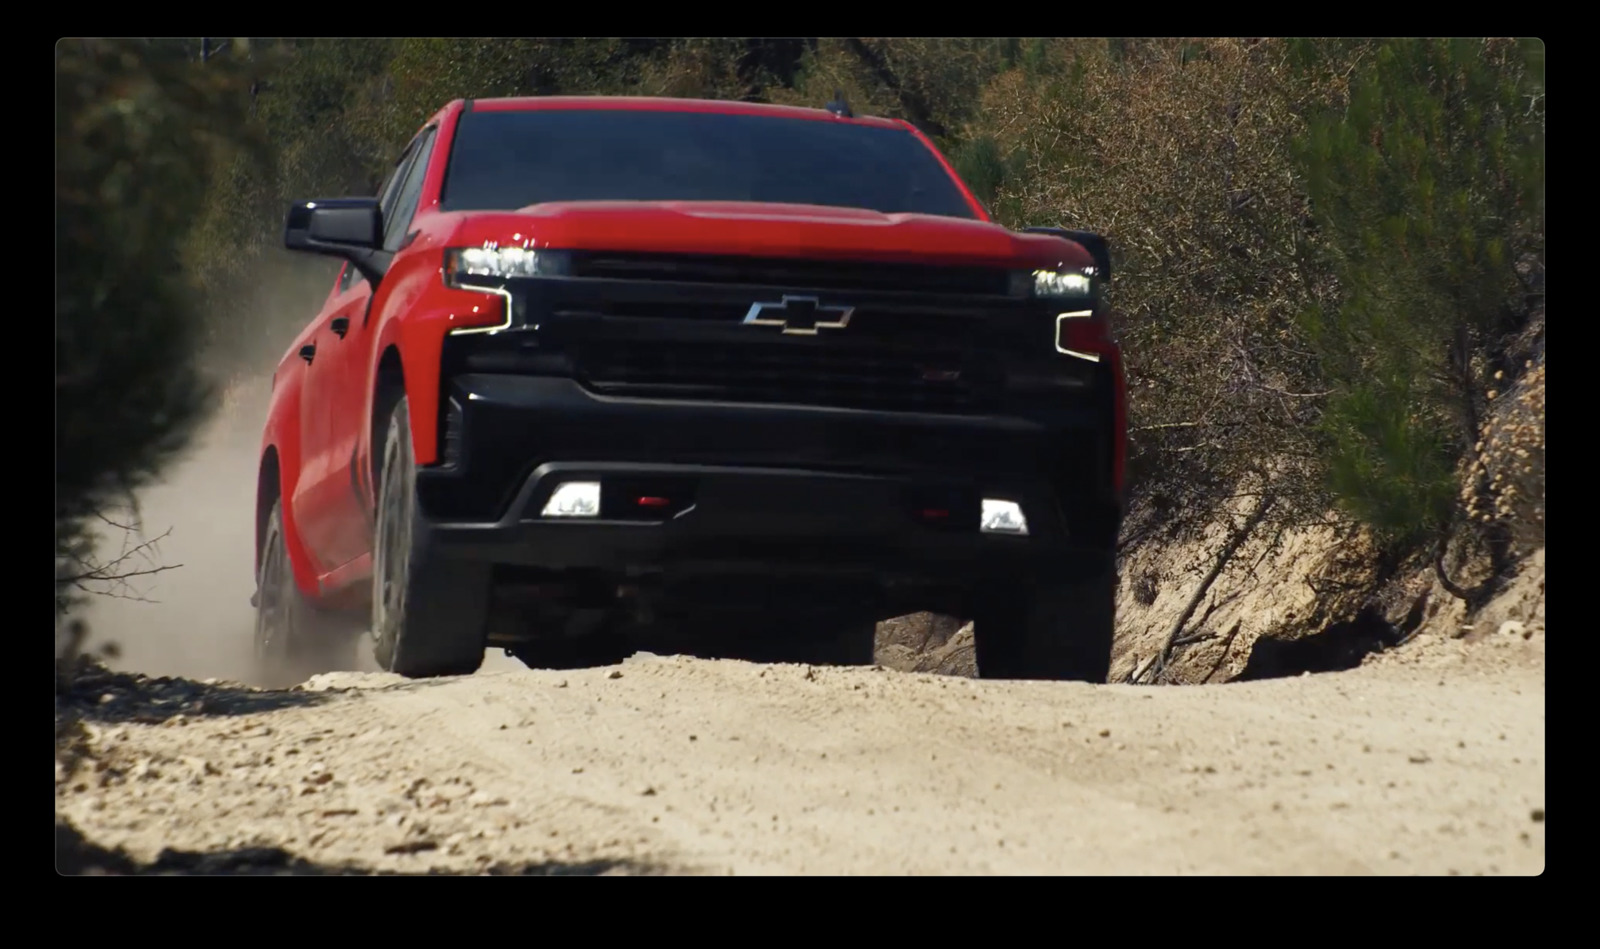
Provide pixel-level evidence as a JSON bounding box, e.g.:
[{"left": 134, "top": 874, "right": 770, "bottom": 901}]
[{"left": 253, "top": 93, "right": 1126, "bottom": 686}]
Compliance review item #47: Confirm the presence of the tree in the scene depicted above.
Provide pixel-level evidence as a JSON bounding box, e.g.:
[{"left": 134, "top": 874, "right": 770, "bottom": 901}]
[
  {"left": 1294, "top": 38, "right": 1544, "bottom": 572},
  {"left": 959, "top": 38, "right": 1351, "bottom": 550},
  {"left": 55, "top": 38, "right": 262, "bottom": 615}
]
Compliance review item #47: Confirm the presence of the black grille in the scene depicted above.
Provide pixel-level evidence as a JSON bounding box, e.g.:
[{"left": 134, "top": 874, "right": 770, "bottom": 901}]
[
  {"left": 440, "top": 397, "right": 464, "bottom": 468},
  {"left": 576, "top": 339, "right": 1004, "bottom": 414},
  {"left": 555, "top": 300, "right": 995, "bottom": 342},
  {"left": 568, "top": 251, "right": 1015, "bottom": 297}
]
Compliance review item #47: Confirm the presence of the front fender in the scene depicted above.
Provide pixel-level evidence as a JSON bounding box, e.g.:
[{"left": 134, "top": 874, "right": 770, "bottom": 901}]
[{"left": 367, "top": 278, "right": 510, "bottom": 472}]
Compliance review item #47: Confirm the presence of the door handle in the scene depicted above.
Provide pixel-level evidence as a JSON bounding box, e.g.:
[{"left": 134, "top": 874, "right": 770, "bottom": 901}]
[
  {"left": 299, "top": 344, "right": 315, "bottom": 364},
  {"left": 331, "top": 316, "right": 349, "bottom": 339}
]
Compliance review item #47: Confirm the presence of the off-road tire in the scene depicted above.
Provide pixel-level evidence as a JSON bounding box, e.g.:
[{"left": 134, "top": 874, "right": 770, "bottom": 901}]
[
  {"left": 974, "top": 556, "right": 1116, "bottom": 682},
  {"left": 371, "top": 396, "right": 489, "bottom": 678},
  {"left": 254, "top": 500, "right": 361, "bottom": 688}
]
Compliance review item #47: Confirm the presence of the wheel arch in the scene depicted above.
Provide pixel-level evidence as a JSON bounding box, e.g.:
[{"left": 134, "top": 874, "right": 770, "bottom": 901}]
[
  {"left": 255, "top": 442, "right": 321, "bottom": 600},
  {"left": 255, "top": 445, "right": 281, "bottom": 578},
  {"left": 371, "top": 344, "right": 408, "bottom": 493}
]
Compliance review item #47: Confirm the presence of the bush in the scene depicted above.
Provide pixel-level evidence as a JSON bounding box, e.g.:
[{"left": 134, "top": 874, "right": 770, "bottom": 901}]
[
  {"left": 55, "top": 39, "right": 262, "bottom": 615},
  {"left": 961, "top": 39, "right": 1350, "bottom": 544},
  {"left": 1295, "top": 38, "right": 1544, "bottom": 555}
]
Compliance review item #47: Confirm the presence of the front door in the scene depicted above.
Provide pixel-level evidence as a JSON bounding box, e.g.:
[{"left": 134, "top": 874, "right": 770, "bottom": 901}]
[
  {"left": 316, "top": 125, "right": 440, "bottom": 571},
  {"left": 290, "top": 265, "right": 374, "bottom": 575}
]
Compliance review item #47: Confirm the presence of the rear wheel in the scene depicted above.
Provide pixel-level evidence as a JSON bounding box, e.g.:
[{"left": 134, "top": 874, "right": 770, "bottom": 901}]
[
  {"left": 370, "top": 395, "right": 489, "bottom": 678},
  {"left": 253, "top": 500, "right": 360, "bottom": 688},
  {"left": 974, "top": 557, "right": 1116, "bottom": 682}
]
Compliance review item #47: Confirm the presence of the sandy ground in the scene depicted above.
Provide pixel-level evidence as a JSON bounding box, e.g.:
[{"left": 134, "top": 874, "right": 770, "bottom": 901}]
[
  {"left": 58, "top": 375, "right": 1545, "bottom": 875},
  {"left": 56, "top": 622, "right": 1543, "bottom": 875}
]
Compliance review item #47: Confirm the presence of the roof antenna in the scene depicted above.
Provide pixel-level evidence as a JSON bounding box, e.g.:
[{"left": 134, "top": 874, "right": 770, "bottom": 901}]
[{"left": 825, "top": 89, "right": 852, "bottom": 118}]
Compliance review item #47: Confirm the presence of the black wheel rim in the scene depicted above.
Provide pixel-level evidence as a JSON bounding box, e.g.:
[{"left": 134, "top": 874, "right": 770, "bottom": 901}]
[{"left": 254, "top": 526, "right": 292, "bottom": 666}]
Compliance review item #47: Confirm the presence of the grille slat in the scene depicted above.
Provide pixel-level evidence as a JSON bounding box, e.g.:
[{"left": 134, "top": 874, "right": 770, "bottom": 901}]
[
  {"left": 577, "top": 339, "right": 1002, "bottom": 414},
  {"left": 569, "top": 251, "right": 1015, "bottom": 297}
]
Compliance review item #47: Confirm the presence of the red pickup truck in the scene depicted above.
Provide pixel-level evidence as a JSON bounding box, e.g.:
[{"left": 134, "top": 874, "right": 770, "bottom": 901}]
[{"left": 254, "top": 93, "right": 1126, "bottom": 686}]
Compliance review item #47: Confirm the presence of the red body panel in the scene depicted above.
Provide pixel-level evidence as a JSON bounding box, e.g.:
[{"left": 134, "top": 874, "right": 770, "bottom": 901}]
[
  {"left": 258, "top": 95, "right": 1119, "bottom": 606},
  {"left": 422, "top": 204, "right": 1090, "bottom": 272},
  {"left": 290, "top": 277, "right": 374, "bottom": 574}
]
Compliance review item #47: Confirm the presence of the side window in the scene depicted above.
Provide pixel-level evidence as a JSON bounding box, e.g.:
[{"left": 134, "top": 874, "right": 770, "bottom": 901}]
[
  {"left": 376, "top": 143, "right": 417, "bottom": 228},
  {"left": 337, "top": 261, "right": 357, "bottom": 295},
  {"left": 383, "top": 126, "right": 437, "bottom": 251}
]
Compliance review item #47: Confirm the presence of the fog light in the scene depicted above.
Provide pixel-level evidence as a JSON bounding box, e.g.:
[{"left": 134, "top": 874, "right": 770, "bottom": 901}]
[
  {"left": 541, "top": 481, "right": 601, "bottom": 518},
  {"left": 980, "top": 498, "right": 1029, "bottom": 535}
]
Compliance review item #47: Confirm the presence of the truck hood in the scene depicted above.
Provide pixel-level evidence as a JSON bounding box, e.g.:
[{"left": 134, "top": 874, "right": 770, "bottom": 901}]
[{"left": 429, "top": 201, "right": 1093, "bottom": 272}]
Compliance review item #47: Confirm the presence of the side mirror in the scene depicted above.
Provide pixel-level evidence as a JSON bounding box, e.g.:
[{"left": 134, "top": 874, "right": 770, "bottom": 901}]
[
  {"left": 1023, "top": 227, "right": 1112, "bottom": 283},
  {"left": 284, "top": 198, "right": 389, "bottom": 285}
]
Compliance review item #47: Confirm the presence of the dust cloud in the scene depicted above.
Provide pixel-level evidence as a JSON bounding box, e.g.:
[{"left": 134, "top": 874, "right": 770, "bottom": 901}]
[
  {"left": 75, "top": 375, "right": 271, "bottom": 684},
  {"left": 71, "top": 355, "right": 520, "bottom": 684},
  {"left": 69, "top": 259, "right": 321, "bottom": 686}
]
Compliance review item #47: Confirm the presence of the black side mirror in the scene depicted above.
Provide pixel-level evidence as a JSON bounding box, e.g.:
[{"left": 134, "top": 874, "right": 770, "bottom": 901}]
[
  {"left": 1023, "top": 227, "right": 1112, "bottom": 283},
  {"left": 284, "top": 197, "right": 390, "bottom": 286}
]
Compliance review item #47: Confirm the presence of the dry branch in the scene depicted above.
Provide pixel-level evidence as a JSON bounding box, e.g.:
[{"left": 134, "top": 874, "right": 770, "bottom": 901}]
[
  {"left": 1153, "top": 492, "right": 1275, "bottom": 676},
  {"left": 1200, "top": 621, "right": 1244, "bottom": 683},
  {"left": 1126, "top": 653, "right": 1158, "bottom": 684}
]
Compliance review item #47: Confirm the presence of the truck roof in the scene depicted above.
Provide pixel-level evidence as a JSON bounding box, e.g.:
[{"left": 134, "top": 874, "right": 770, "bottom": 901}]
[{"left": 464, "top": 95, "right": 908, "bottom": 130}]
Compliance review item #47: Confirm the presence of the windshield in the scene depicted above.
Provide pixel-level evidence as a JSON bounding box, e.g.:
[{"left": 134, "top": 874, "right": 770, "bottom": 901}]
[{"left": 439, "top": 107, "right": 979, "bottom": 219}]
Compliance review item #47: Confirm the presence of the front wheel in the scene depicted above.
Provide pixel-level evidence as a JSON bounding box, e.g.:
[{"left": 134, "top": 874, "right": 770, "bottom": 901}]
[
  {"left": 370, "top": 395, "right": 490, "bottom": 678},
  {"left": 974, "top": 558, "right": 1117, "bottom": 682}
]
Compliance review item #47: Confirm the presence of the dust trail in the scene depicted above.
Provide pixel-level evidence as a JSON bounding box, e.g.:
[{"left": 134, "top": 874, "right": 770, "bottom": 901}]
[
  {"left": 76, "top": 375, "right": 271, "bottom": 684},
  {"left": 72, "top": 369, "right": 524, "bottom": 683}
]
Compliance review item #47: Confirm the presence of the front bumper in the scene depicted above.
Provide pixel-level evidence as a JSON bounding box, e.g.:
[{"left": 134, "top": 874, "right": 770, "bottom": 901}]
[{"left": 415, "top": 373, "right": 1120, "bottom": 585}]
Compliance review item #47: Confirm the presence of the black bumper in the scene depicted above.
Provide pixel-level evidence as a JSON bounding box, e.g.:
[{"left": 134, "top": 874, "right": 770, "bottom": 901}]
[{"left": 415, "top": 373, "right": 1119, "bottom": 584}]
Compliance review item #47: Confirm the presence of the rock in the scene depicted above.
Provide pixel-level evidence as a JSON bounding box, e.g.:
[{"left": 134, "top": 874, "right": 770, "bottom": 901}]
[
  {"left": 1530, "top": 808, "right": 1545, "bottom": 822},
  {"left": 607, "top": 670, "right": 623, "bottom": 679},
  {"left": 384, "top": 838, "right": 439, "bottom": 855},
  {"left": 180, "top": 756, "right": 220, "bottom": 778},
  {"left": 1498, "top": 620, "right": 1526, "bottom": 638}
]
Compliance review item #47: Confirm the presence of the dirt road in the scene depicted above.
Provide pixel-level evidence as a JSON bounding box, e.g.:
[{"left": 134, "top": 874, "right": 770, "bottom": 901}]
[
  {"left": 57, "top": 376, "right": 1544, "bottom": 874},
  {"left": 56, "top": 623, "right": 1544, "bottom": 875}
]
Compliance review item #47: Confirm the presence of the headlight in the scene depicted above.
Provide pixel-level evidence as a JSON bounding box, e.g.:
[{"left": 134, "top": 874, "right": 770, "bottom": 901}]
[
  {"left": 1015, "top": 267, "right": 1100, "bottom": 303},
  {"left": 1033, "top": 269, "right": 1095, "bottom": 298},
  {"left": 443, "top": 245, "right": 571, "bottom": 287}
]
